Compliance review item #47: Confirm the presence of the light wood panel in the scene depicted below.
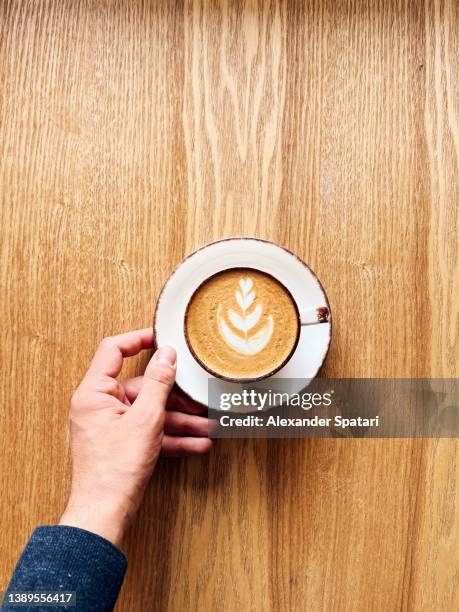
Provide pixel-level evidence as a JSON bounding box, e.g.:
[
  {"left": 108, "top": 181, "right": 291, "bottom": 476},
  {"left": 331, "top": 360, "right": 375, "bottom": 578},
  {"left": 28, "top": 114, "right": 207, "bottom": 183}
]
[{"left": 0, "top": 1, "right": 457, "bottom": 611}]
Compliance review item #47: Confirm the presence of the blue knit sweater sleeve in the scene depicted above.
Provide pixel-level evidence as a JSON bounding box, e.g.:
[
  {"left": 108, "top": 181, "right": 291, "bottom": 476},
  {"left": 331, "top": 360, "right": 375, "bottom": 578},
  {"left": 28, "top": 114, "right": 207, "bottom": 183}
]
[{"left": 3, "top": 526, "right": 127, "bottom": 612}]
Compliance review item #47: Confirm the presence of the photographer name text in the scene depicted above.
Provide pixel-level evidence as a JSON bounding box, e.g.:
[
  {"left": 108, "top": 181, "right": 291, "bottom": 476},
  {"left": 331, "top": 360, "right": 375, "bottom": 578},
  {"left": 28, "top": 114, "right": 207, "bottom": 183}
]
[{"left": 219, "top": 415, "right": 380, "bottom": 429}]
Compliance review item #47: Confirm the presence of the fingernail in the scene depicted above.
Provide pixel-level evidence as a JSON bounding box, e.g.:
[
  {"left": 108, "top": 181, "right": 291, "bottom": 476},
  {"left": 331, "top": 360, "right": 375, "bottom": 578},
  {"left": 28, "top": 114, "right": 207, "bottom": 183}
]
[{"left": 155, "top": 346, "right": 176, "bottom": 366}]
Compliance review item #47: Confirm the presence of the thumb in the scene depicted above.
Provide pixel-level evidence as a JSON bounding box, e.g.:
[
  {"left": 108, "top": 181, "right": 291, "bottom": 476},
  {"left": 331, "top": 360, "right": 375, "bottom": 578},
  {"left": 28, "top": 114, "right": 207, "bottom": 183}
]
[{"left": 133, "top": 346, "right": 177, "bottom": 413}]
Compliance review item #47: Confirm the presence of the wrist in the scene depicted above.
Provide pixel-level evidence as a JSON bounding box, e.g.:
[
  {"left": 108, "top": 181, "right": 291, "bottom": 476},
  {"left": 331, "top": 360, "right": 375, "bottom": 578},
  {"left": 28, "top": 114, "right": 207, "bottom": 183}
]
[{"left": 59, "top": 493, "right": 134, "bottom": 547}]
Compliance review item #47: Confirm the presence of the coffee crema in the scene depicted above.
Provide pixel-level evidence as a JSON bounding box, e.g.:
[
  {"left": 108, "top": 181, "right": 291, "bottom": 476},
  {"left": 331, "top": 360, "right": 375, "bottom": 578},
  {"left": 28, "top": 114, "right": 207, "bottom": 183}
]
[{"left": 184, "top": 268, "right": 299, "bottom": 380}]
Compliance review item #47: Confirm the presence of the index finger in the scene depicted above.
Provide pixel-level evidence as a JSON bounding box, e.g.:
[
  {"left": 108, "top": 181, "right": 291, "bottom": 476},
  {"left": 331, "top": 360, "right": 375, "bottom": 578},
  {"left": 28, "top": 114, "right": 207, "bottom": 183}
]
[
  {"left": 87, "top": 328, "right": 154, "bottom": 378},
  {"left": 167, "top": 387, "right": 208, "bottom": 415}
]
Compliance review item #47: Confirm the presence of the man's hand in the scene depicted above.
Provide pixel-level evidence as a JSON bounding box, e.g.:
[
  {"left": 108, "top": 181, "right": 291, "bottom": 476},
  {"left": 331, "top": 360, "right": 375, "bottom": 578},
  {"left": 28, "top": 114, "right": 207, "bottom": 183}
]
[{"left": 59, "top": 328, "right": 212, "bottom": 546}]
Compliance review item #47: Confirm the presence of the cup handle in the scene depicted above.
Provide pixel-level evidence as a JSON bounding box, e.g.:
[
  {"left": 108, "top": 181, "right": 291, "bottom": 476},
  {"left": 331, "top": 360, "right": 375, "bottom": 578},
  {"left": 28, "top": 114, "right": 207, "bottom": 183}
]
[{"left": 300, "top": 306, "right": 330, "bottom": 326}]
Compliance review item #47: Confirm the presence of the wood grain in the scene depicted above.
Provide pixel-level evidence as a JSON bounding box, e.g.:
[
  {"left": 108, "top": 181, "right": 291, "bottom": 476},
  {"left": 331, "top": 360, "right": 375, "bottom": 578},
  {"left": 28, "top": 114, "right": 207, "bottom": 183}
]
[{"left": 0, "top": 1, "right": 457, "bottom": 610}]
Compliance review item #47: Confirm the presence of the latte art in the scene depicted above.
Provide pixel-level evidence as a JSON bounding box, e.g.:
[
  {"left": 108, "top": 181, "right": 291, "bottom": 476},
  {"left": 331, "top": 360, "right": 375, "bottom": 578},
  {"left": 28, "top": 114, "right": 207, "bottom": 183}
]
[
  {"left": 185, "top": 268, "right": 299, "bottom": 380},
  {"left": 217, "top": 277, "right": 274, "bottom": 355}
]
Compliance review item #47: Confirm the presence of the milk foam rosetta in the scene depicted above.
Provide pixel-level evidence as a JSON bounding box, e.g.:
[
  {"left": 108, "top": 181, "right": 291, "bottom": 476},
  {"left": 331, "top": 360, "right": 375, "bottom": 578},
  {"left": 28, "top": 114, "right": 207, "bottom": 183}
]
[
  {"left": 185, "top": 268, "right": 299, "bottom": 380},
  {"left": 217, "top": 277, "right": 274, "bottom": 355}
]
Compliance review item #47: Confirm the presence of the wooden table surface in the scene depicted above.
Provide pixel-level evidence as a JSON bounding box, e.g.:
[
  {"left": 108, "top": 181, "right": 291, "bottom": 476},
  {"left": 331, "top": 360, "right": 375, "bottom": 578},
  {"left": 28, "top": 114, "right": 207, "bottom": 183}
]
[{"left": 0, "top": 1, "right": 458, "bottom": 610}]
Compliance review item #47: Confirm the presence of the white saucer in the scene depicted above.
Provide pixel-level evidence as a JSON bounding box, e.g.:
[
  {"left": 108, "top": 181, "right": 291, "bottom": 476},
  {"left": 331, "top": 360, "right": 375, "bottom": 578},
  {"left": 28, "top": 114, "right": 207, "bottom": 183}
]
[{"left": 153, "top": 238, "right": 332, "bottom": 407}]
